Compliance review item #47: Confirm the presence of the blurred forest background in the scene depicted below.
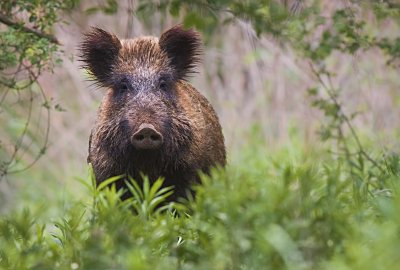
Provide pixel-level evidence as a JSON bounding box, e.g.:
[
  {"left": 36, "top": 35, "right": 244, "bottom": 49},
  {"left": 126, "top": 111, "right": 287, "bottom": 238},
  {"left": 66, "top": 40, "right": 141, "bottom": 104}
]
[
  {"left": 1, "top": 1, "right": 400, "bottom": 269},
  {"left": 1, "top": 0, "right": 398, "bottom": 209}
]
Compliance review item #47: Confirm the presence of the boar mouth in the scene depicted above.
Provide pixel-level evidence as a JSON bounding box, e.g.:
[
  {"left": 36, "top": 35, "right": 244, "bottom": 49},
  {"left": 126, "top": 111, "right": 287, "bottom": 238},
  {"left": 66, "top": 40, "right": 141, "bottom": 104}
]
[{"left": 131, "top": 123, "right": 164, "bottom": 150}]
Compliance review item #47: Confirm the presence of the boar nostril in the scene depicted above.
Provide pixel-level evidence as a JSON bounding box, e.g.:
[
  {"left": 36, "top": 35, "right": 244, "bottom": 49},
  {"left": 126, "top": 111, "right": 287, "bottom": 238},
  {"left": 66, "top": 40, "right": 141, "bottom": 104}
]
[
  {"left": 150, "top": 135, "right": 160, "bottom": 141},
  {"left": 136, "top": 135, "right": 145, "bottom": 141},
  {"left": 131, "top": 124, "right": 163, "bottom": 150}
]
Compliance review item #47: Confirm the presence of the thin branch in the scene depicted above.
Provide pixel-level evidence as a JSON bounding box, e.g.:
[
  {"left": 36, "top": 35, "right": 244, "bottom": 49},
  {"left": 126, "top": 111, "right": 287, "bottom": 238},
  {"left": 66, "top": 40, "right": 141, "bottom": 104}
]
[
  {"left": 0, "top": 85, "right": 34, "bottom": 179},
  {"left": 0, "top": 13, "right": 60, "bottom": 45},
  {"left": 7, "top": 68, "right": 51, "bottom": 174},
  {"left": 309, "top": 62, "right": 385, "bottom": 173}
]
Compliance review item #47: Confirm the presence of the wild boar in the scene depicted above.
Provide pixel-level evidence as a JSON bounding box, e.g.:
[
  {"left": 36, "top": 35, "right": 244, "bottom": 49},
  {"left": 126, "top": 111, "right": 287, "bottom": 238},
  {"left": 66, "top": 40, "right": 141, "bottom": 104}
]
[{"left": 80, "top": 25, "right": 226, "bottom": 201}]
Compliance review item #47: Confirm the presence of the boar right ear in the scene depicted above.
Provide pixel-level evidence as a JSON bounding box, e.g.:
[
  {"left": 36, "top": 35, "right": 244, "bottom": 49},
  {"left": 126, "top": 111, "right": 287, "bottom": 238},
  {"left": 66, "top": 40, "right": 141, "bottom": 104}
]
[
  {"left": 80, "top": 28, "right": 121, "bottom": 86},
  {"left": 159, "top": 25, "right": 202, "bottom": 80}
]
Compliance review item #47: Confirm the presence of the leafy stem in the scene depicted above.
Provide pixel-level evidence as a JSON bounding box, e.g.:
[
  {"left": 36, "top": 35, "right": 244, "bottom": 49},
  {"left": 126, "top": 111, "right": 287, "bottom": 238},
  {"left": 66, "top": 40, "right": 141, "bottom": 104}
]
[{"left": 309, "top": 62, "right": 385, "bottom": 174}]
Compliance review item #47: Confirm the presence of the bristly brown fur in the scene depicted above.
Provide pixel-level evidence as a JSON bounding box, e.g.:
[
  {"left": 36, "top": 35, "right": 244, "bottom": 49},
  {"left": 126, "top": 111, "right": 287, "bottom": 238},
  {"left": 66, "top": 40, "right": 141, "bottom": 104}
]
[
  {"left": 80, "top": 25, "right": 202, "bottom": 85},
  {"left": 116, "top": 37, "right": 172, "bottom": 76},
  {"left": 159, "top": 24, "right": 202, "bottom": 81},
  {"left": 79, "top": 27, "right": 121, "bottom": 87}
]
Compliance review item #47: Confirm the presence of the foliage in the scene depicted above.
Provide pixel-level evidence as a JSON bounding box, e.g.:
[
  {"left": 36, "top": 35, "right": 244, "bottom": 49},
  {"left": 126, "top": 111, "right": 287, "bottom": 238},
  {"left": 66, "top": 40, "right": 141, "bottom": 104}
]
[
  {"left": 1, "top": 139, "right": 400, "bottom": 269},
  {"left": 0, "top": 0, "right": 77, "bottom": 179}
]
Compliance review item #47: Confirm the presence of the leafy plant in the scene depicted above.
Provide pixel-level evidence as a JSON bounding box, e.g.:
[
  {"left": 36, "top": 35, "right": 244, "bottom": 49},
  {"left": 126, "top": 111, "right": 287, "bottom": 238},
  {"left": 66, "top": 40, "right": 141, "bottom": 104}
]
[
  {"left": 1, "top": 140, "right": 400, "bottom": 269},
  {"left": 125, "top": 175, "right": 184, "bottom": 218}
]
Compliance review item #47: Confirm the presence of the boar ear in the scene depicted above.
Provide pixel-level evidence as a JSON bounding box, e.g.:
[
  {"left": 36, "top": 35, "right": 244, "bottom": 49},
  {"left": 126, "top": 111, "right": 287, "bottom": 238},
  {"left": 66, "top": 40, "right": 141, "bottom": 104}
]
[
  {"left": 159, "top": 25, "right": 202, "bottom": 80},
  {"left": 80, "top": 27, "right": 121, "bottom": 86}
]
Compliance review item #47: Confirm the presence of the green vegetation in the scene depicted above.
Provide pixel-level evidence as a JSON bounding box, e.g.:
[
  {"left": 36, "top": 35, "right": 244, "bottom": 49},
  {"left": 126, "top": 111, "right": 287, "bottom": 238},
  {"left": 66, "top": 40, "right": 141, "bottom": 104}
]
[
  {"left": 1, "top": 136, "right": 400, "bottom": 269},
  {"left": 1, "top": 1, "right": 400, "bottom": 269}
]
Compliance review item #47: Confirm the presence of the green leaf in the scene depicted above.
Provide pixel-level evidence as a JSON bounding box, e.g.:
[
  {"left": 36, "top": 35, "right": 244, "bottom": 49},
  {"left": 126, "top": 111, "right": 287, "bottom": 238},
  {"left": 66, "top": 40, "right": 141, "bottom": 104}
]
[{"left": 97, "top": 175, "right": 123, "bottom": 191}]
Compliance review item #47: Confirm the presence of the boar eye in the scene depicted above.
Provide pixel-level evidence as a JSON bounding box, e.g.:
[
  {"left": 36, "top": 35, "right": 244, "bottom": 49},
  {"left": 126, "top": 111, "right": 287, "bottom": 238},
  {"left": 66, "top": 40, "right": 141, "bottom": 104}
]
[
  {"left": 159, "top": 79, "right": 168, "bottom": 91},
  {"left": 119, "top": 81, "right": 129, "bottom": 91}
]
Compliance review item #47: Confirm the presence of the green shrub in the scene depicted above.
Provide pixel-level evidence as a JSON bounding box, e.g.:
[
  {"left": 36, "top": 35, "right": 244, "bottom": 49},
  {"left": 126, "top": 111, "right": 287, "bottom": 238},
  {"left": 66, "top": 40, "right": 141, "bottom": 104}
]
[{"left": 1, "top": 139, "right": 399, "bottom": 269}]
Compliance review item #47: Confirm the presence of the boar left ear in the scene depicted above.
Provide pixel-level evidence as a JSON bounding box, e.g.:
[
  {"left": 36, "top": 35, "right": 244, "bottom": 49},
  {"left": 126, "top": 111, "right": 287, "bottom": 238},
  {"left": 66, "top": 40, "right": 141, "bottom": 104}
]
[
  {"left": 80, "top": 27, "right": 121, "bottom": 87},
  {"left": 159, "top": 25, "right": 202, "bottom": 80}
]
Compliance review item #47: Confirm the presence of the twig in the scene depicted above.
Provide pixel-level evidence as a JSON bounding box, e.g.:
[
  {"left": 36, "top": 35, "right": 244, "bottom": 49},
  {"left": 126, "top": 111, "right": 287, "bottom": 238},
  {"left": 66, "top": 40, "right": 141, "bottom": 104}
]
[
  {"left": 7, "top": 68, "right": 50, "bottom": 174},
  {"left": 309, "top": 62, "right": 385, "bottom": 173},
  {"left": 0, "top": 13, "right": 60, "bottom": 45}
]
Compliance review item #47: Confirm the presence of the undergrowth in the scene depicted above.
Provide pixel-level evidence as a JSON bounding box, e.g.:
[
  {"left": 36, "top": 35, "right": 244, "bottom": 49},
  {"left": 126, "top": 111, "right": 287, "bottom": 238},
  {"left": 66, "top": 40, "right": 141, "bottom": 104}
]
[{"left": 1, "top": 137, "right": 400, "bottom": 270}]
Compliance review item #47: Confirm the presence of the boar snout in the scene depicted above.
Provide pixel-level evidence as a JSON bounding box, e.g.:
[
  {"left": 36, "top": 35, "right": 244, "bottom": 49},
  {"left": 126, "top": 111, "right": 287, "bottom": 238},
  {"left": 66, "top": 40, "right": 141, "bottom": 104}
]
[{"left": 131, "top": 123, "right": 163, "bottom": 150}]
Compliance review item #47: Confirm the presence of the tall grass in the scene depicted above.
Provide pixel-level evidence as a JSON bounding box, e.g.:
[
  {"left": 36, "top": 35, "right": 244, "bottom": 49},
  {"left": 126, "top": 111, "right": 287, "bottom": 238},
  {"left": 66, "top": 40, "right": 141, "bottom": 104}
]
[{"left": 1, "top": 136, "right": 399, "bottom": 269}]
